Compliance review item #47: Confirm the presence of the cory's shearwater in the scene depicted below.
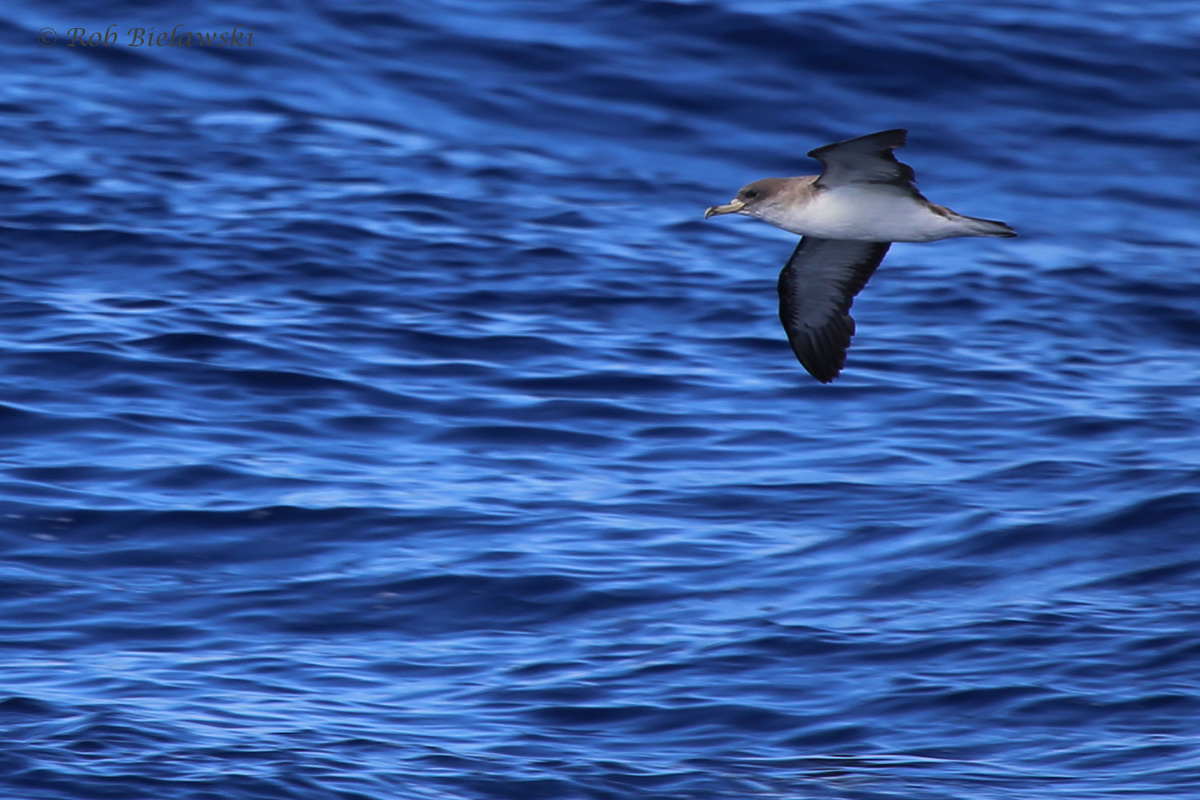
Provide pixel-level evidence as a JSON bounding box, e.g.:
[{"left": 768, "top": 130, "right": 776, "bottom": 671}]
[{"left": 705, "top": 128, "right": 1016, "bottom": 383}]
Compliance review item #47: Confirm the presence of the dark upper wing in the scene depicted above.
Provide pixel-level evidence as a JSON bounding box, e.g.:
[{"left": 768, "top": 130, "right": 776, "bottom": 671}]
[
  {"left": 808, "top": 129, "right": 916, "bottom": 191},
  {"left": 777, "top": 237, "right": 891, "bottom": 383}
]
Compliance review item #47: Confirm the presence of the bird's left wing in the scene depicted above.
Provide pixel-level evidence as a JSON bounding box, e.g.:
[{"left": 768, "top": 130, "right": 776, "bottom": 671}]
[
  {"left": 809, "top": 129, "right": 916, "bottom": 191},
  {"left": 777, "top": 237, "right": 891, "bottom": 383}
]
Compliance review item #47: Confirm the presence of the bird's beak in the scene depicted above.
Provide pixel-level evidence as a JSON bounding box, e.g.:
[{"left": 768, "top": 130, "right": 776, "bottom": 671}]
[{"left": 704, "top": 198, "right": 745, "bottom": 219}]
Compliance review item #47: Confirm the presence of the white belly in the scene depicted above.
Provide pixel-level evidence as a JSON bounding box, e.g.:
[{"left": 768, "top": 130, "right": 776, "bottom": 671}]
[{"left": 768, "top": 187, "right": 960, "bottom": 243}]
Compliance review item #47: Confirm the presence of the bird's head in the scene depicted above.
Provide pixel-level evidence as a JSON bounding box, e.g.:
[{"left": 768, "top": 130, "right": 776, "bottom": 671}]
[{"left": 704, "top": 178, "right": 789, "bottom": 220}]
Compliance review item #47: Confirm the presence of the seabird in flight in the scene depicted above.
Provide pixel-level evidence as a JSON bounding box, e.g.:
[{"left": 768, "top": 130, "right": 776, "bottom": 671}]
[{"left": 705, "top": 129, "right": 1016, "bottom": 383}]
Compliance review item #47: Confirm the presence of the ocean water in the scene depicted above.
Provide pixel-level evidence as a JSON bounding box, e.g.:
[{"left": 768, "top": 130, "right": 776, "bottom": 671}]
[{"left": 3, "top": 0, "right": 1200, "bottom": 797}]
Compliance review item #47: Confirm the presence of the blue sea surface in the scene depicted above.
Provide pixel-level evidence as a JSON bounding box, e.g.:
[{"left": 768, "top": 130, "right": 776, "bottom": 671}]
[{"left": 3, "top": 0, "right": 1200, "bottom": 797}]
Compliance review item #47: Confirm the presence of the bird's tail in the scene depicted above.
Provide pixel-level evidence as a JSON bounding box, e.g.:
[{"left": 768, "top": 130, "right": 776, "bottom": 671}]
[{"left": 958, "top": 215, "right": 1017, "bottom": 238}]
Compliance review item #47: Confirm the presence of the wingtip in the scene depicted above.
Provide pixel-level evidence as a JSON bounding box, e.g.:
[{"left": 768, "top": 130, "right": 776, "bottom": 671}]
[
  {"left": 804, "top": 362, "right": 842, "bottom": 384},
  {"left": 789, "top": 343, "right": 843, "bottom": 384},
  {"left": 807, "top": 128, "right": 909, "bottom": 159},
  {"left": 794, "top": 337, "right": 848, "bottom": 384},
  {"left": 806, "top": 357, "right": 844, "bottom": 384},
  {"left": 869, "top": 128, "right": 908, "bottom": 149}
]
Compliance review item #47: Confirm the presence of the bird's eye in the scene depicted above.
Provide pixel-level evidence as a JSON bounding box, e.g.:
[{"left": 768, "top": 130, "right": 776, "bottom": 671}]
[{"left": 742, "top": 189, "right": 759, "bottom": 200}]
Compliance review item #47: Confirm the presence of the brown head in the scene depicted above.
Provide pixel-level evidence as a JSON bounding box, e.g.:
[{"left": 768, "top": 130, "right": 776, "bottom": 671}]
[{"left": 704, "top": 177, "right": 815, "bottom": 220}]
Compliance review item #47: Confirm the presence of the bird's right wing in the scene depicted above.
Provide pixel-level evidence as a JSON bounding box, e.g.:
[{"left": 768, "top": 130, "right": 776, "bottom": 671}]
[{"left": 777, "top": 237, "right": 891, "bottom": 383}]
